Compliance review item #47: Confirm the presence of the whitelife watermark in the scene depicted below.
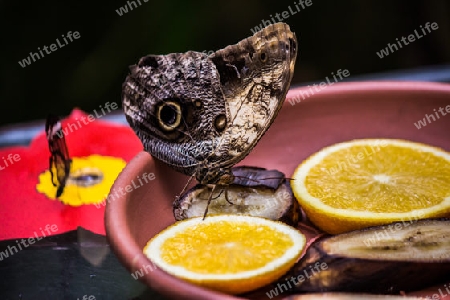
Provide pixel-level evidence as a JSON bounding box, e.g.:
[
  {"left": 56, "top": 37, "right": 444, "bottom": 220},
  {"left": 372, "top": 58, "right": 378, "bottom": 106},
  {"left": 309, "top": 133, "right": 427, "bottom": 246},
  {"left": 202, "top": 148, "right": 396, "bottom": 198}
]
[
  {"left": 202, "top": 50, "right": 214, "bottom": 56},
  {"left": 288, "top": 69, "right": 350, "bottom": 106},
  {"left": 18, "top": 31, "right": 81, "bottom": 68},
  {"left": 266, "top": 262, "right": 328, "bottom": 298},
  {"left": 325, "top": 140, "right": 388, "bottom": 176},
  {"left": 131, "top": 243, "right": 194, "bottom": 280},
  {"left": 0, "top": 224, "right": 59, "bottom": 261},
  {"left": 94, "top": 172, "right": 156, "bottom": 209},
  {"left": 131, "top": 261, "right": 158, "bottom": 280},
  {"left": 205, "top": 184, "right": 292, "bottom": 213},
  {"left": 77, "top": 296, "right": 95, "bottom": 300},
  {"left": 56, "top": 102, "right": 119, "bottom": 139},
  {"left": 363, "top": 212, "right": 425, "bottom": 247},
  {"left": 414, "top": 105, "right": 450, "bottom": 129},
  {"left": 115, "top": 0, "right": 148, "bottom": 16},
  {"left": 376, "top": 22, "right": 439, "bottom": 59},
  {"left": 0, "top": 153, "right": 21, "bottom": 171},
  {"left": 251, "top": 0, "right": 313, "bottom": 34},
  {"left": 426, "top": 281, "right": 450, "bottom": 300}
]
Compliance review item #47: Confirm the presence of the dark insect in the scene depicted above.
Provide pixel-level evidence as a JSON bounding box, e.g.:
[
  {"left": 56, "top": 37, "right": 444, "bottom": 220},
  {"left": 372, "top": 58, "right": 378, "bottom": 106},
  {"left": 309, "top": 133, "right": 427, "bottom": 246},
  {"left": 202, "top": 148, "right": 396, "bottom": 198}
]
[
  {"left": 122, "top": 22, "right": 297, "bottom": 218},
  {"left": 45, "top": 114, "right": 72, "bottom": 198}
]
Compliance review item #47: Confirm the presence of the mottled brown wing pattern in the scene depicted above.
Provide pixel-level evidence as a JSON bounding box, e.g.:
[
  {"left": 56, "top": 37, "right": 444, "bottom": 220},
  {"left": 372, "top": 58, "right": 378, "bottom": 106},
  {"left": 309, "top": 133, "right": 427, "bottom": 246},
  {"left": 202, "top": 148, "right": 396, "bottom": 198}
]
[
  {"left": 122, "top": 51, "right": 229, "bottom": 176},
  {"left": 122, "top": 22, "right": 297, "bottom": 185},
  {"left": 207, "top": 22, "right": 297, "bottom": 173}
]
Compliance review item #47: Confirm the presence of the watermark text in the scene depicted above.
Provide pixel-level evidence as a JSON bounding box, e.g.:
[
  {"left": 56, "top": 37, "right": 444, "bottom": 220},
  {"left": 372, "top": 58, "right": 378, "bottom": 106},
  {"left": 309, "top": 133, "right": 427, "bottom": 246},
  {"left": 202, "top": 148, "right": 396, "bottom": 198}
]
[
  {"left": 0, "top": 153, "right": 21, "bottom": 171},
  {"left": 56, "top": 102, "right": 118, "bottom": 139},
  {"left": 18, "top": 31, "right": 80, "bottom": 68},
  {"left": 251, "top": 0, "right": 313, "bottom": 34},
  {"left": 288, "top": 69, "right": 350, "bottom": 106},
  {"left": 414, "top": 105, "right": 450, "bottom": 129},
  {"left": 0, "top": 224, "right": 58, "bottom": 261},
  {"left": 376, "top": 22, "right": 438, "bottom": 59},
  {"left": 95, "top": 172, "right": 155, "bottom": 208},
  {"left": 266, "top": 262, "right": 328, "bottom": 298}
]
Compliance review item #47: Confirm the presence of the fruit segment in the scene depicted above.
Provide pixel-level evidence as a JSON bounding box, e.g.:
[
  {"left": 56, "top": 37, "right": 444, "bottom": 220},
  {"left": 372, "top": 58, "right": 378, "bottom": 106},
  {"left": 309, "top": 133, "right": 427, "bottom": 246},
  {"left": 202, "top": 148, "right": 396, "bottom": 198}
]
[
  {"left": 144, "top": 215, "right": 306, "bottom": 294},
  {"left": 291, "top": 139, "right": 450, "bottom": 234}
]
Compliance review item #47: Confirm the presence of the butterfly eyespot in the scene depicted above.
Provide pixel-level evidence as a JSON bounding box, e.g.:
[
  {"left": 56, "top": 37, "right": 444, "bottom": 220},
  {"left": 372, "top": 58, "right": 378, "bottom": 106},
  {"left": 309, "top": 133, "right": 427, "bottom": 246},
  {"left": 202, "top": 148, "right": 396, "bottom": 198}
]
[
  {"left": 260, "top": 52, "right": 267, "bottom": 62},
  {"left": 157, "top": 101, "right": 182, "bottom": 131},
  {"left": 214, "top": 114, "right": 227, "bottom": 132},
  {"left": 194, "top": 99, "right": 203, "bottom": 108}
]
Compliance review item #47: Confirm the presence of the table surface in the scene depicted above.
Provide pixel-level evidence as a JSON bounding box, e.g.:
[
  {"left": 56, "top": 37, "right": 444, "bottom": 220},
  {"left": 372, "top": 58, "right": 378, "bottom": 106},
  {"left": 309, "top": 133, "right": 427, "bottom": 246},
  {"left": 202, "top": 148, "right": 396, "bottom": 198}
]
[{"left": 0, "top": 228, "right": 168, "bottom": 300}]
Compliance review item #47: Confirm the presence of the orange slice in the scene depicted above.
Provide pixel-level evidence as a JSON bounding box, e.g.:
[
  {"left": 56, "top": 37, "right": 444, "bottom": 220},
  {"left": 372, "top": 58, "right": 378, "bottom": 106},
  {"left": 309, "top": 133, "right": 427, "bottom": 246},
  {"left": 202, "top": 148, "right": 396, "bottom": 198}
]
[
  {"left": 143, "top": 215, "right": 306, "bottom": 294},
  {"left": 291, "top": 139, "right": 450, "bottom": 234}
]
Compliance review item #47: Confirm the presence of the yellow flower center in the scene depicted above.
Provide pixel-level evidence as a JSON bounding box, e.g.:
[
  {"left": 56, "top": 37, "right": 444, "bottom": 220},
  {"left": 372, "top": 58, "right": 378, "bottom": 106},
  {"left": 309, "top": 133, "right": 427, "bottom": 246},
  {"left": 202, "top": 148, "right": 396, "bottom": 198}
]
[{"left": 36, "top": 155, "right": 126, "bottom": 206}]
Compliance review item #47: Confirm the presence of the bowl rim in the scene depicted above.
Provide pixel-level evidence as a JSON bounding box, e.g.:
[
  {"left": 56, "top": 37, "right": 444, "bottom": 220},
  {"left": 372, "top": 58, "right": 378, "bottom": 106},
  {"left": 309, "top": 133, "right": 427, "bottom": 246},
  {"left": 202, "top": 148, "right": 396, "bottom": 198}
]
[
  {"left": 105, "top": 80, "right": 450, "bottom": 300},
  {"left": 285, "top": 80, "right": 450, "bottom": 100}
]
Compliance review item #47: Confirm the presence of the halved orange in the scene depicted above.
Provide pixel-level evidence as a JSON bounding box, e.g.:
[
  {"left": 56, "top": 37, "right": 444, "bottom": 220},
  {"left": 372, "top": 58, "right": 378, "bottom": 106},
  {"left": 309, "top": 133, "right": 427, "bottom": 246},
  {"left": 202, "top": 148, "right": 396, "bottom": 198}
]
[
  {"left": 143, "top": 215, "right": 306, "bottom": 294},
  {"left": 291, "top": 139, "right": 450, "bottom": 234}
]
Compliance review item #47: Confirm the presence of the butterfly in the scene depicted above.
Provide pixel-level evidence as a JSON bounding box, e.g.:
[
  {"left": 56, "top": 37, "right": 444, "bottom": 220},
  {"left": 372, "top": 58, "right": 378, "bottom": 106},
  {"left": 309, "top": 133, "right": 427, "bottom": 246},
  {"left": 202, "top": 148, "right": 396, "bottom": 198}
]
[
  {"left": 45, "top": 114, "right": 72, "bottom": 198},
  {"left": 122, "top": 22, "right": 297, "bottom": 216}
]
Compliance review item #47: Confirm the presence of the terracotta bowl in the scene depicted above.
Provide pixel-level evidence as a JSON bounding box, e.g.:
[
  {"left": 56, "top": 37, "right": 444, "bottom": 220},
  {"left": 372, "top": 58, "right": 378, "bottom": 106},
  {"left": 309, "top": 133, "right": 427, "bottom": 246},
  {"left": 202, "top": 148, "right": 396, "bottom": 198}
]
[{"left": 105, "top": 81, "right": 450, "bottom": 300}]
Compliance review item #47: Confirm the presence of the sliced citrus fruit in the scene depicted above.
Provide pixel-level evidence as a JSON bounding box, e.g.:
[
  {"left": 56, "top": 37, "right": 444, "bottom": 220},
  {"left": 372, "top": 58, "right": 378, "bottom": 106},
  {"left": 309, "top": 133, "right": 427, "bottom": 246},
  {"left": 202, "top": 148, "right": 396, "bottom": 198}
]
[
  {"left": 291, "top": 139, "right": 450, "bottom": 234},
  {"left": 143, "top": 215, "right": 306, "bottom": 294}
]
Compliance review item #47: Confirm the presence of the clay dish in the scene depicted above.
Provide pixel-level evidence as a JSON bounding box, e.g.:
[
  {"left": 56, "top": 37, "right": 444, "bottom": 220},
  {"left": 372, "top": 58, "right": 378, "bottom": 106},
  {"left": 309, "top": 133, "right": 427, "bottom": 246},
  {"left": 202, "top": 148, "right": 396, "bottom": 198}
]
[{"left": 105, "top": 81, "right": 450, "bottom": 299}]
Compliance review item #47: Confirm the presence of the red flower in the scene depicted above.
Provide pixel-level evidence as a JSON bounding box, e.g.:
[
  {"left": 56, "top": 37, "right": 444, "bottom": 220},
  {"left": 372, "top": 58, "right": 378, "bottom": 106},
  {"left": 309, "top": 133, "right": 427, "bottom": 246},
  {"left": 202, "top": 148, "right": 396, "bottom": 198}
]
[{"left": 0, "top": 109, "right": 143, "bottom": 240}]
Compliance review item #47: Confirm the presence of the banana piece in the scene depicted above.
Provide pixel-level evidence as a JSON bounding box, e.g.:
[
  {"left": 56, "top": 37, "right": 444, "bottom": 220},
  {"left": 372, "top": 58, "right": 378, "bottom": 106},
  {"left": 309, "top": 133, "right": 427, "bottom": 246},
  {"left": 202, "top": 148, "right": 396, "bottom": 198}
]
[
  {"left": 173, "top": 166, "right": 300, "bottom": 226},
  {"left": 275, "top": 218, "right": 450, "bottom": 294},
  {"left": 283, "top": 293, "right": 428, "bottom": 299}
]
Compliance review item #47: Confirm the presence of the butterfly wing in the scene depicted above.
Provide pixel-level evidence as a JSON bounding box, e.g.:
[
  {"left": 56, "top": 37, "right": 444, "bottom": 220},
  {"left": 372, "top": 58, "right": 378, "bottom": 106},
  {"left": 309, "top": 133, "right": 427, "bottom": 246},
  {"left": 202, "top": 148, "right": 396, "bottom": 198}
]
[
  {"left": 202, "top": 22, "right": 298, "bottom": 180},
  {"left": 122, "top": 23, "right": 297, "bottom": 185},
  {"left": 122, "top": 51, "right": 230, "bottom": 177},
  {"left": 45, "top": 114, "right": 72, "bottom": 197}
]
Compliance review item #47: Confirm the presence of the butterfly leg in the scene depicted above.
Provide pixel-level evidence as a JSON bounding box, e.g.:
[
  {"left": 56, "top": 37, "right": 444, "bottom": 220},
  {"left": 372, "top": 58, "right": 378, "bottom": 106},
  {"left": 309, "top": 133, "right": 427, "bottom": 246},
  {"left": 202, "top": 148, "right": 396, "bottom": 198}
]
[
  {"left": 211, "top": 188, "right": 224, "bottom": 200},
  {"left": 224, "top": 188, "right": 234, "bottom": 205},
  {"left": 174, "top": 174, "right": 195, "bottom": 204},
  {"left": 198, "top": 187, "right": 224, "bottom": 201},
  {"left": 202, "top": 184, "right": 217, "bottom": 220}
]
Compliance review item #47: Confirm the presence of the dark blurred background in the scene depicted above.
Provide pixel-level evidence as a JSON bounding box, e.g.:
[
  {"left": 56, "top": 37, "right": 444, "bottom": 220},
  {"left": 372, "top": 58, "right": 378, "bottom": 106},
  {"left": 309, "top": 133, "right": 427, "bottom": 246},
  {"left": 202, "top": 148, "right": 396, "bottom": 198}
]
[{"left": 1, "top": 0, "right": 449, "bottom": 127}]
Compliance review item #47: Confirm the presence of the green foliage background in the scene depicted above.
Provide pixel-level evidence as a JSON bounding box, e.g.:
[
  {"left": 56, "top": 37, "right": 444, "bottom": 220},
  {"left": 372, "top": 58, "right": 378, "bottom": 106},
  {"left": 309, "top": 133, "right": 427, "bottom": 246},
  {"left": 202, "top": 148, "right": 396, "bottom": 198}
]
[{"left": 0, "top": 0, "right": 449, "bottom": 126}]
